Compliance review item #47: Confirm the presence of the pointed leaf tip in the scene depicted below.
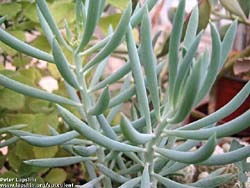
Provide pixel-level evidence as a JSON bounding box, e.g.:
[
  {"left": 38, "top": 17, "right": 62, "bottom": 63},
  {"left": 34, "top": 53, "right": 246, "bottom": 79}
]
[
  {"left": 52, "top": 38, "right": 81, "bottom": 90},
  {"left": 88, "top": 86, "right": 110, "bottom": 115}
]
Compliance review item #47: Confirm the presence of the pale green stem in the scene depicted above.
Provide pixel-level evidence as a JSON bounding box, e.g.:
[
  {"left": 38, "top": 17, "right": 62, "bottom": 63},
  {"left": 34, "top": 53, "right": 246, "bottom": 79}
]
[
  {"left": 74, "top": 53, "right": 108, "bottom": 187},
  {"left": 145, "top": 118, "right": 168, "bottom": 182}
]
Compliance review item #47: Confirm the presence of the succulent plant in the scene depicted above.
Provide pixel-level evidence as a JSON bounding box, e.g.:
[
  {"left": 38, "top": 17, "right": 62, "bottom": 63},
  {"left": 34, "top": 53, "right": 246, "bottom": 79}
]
[{"left": 0, "top": 0, "right": 250, "bottom": 187}]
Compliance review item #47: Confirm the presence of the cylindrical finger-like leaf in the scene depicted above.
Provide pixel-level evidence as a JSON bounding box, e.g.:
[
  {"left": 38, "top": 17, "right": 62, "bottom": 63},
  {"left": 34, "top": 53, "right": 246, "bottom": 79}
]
[
  {"left": 75, "top": 0, "right": 85, "bottom": 38},
  {"left": 112, "top": 107, "right": 159, "bottom": 133},
  {"left": 199, "top": 49, "right": 210, "bottom": 84},
  {"left": 84, "top": 161, "right": 99, "bottom": 188},
  {"left": 220, "top": 21, "right": 237, "bottom": 69},
  {"left": 157, "top": 139, "right": 202, "bottom": 173},
  {"left": 141, "top": 164, "right": 150, "bottom": 188},
  {"left": 119, "top": 164, "right": 142, "bottom": 175},
  {"left": 80, "top": 36, "right": 110, "bottom": 57},
  {"left": 96, "top": 163, "right": 129, "bottom": 183},
  {"left": 64, "top": 82, "right": 85, "bottom": 118},
  {"left": 166, "top": 110, "right": 250, "bottom": 140},
  {"left": 97, "top": 115, "right": 117, "bottom": 140},
  {"left": 168, "top": 0, "right": 186, "bottom": 106},
  {"left": 36, "top": 0, "right": 70, "bottom": 49},
  {"left": 90, "top": 62, "right": 131, "bottom": 92},
  {"left": 73, "top": 145, "right": 97, "bottom": 157},
  {"left": 24, "top": 156, "right": 95, "bottom": 167},
  {"left": 155, "top": 134, "right": 217, "bottom": 164},
  {"left": 90, "top": 57, "right": 110, "bottom": 88},
  {"left": 57, "top": 105, "right": 144, "bottom": 152},
  {"left": 168, "top": 58, "right": 203, "bottom": 123},
  {"left": 65, "top": 19, "right": 73, "bottom": 43},
  {"left": 126, "top": 24, "right": 151, "bottom": 133},
  {"left": 120, "top": 115, "right": 154, "bottom": 145},
  {"left": 76, "top": 175, "right": 104, "bottom": 188},
  {"left": 76, "top": 0, "right": 102, "bottom": 52},
  {"left": 0, "top": 137, "right": 19, "bottom": 148},
  {"left": 64, "top": 138, "right": 92, "bottom": 146},
  {"left": 107, "top": 74, "right": 131, "bottom": 123},
  {"left": 109, "top": 61, "right": 164, "bottom": 112},
  {"left": 52, "top": 38, "right": 81, "bottom": 90},
  {"left": 8, "top": 130, "right": 37, "bottom": 137},
  {"left": 173, "top": 140, "right": 201, "bottom": 151},
  {"left": 88, "top": 87, "right": 110, "bottom": 115},
  {"left": 152, "top": 30, "right": 161, "bottom": 48},
  {"left": 153, "top": 174, "right": 195, "bottom": 188},
  {"left": 118, "top": 177, "right": 141, "bottom": 188},
  {"left": 36, "top": 5, "right": 54, "bottom": 46},
  {"left": 141, "top": 7, "right": 160, "bottom": 120},
  {"left": 180, "top": 81, "right": 250, "bottom": 131},
  {"left": 109, "top": 86, "right": 136, "bottom": 108},
  {"left": 0, "top": 28, "right": 54, "bottom": 63},
  {"left": 199, "top": 145, "right": 250, "bottom": 165},
  {"left": 172, "top": 32, "right": 203, "bottom": 107},
  {"left": 0, "top": 124, "right": 26, "bottom": 134},
  {"left": 209, "top": 167, "right": 227, "bottom": 177},
  {"left": 183, "top": 5, "right": 199, "bottom": 50},
  {"left": 21, "top": 131, "right": 80, "bottom": 147},
  {"left": 195, "top": 23, "right": 221, "bottom": 105},
  {"left": 130, "top": 0, "right": 158, "bottom": 27},
  {"left": 80, "top": 0, "right": 157, "bottom": 57},
  {"left": 159, "top": 162, "right": 188, "bottom": 176},
  {"left": 116, "top": 155, "right": 127, "bottom": 172},
  {"left": 124, "top": 152, "right": 145, "bottom": 166},
  {"left": 83, "top": 2, "right": 132, "bottom": 71},
  {"left": 0, "top": 74, "right": 80, "bottom": 106},
  {"left": 188, "top": 174, "right": 233, "bottom": 187}
]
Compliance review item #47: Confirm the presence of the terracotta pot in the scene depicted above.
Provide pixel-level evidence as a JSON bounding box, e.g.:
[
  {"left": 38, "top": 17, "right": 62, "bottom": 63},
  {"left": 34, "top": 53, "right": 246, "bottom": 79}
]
[{"left": 215, "top": 76, "right": 250, "bottom": 136}]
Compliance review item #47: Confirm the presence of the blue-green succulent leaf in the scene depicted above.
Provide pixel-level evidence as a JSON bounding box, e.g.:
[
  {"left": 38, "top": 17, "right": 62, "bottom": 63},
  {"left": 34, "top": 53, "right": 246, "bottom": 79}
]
[
  {"left": 141, "top": 7, "right": 160, "bottom": 120},
  {"left": 166, "top": 110, "right": 250, "bottom": 140},
  {"left": 153, "top": 173, "right": 196, "bottom": 188},
  {"left": 88, "top": 87, "right": 110, "bottom": 115},
  {"left": 141, "top": 164, "right": 150, "bottom": 188},
  {"left": 180, "top": 81, "right": 250, "bottom": 130},
  {"left": 96, "top": 163, "right": 129, "bottom": 183},
  {"left": 155, "top": 134, "right": 217, "bottom": 164},
  {"left": 0, "top": 74, "right": 81, "bottom": 106},
  {"left": 189, "top": 174, "right": 233, "bottom": 187},
  {"left": 21, "top": 131, "right": 80, "bottom": 147},
  {"left": 83, "top": 2, "right": 132, "bottom": 71},
  {"left": 168, "top": 0, "right": 186, "bottom": 105},
  {"left": 199, "top": 145, "right": 250, "bottom": 165},
  {"left": 118, "top": 177, "right": 141, "bottom": 188},
  {"left": 24, "top": 156, "right": 95, "bottom": 167},
  {"left": 0, "top": 28, "right": 54, "bottom": 63},
  {"left": 57, "top": 105, "right": 144, "bottom": 152},
  {"left": 52, "top": 38, "right": 81, "bottom": 89},
  {"left": 73, "top": 145, "right": 97, "bottom": 157},
  {"left": 183, "top": 5, "right": 199, "bottom": 49},
  {"left": 120, "top": 114, "right": 154, "bottom": 145},
  {"left": 77, "top": 0, "right": 103, "bottom": 52},
  {"left": 97, "top": 114, "right": 117, "bottom": 140},
  {"left": 126, "top": 24, "right": 151, "bottom": 133}
]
